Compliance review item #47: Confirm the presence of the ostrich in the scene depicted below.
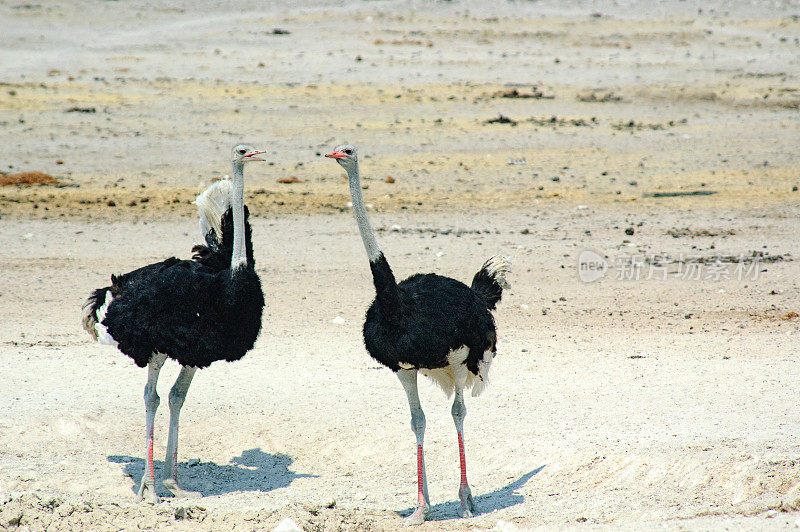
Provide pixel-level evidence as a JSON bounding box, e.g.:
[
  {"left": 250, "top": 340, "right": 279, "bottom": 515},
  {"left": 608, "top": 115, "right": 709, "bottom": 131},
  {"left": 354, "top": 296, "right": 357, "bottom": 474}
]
[
  {"left": 325, "top": 145, "right": 510, "bottom": 525},
  {"left": 81, "top": 144, "right": 266, "bottom": 503}
]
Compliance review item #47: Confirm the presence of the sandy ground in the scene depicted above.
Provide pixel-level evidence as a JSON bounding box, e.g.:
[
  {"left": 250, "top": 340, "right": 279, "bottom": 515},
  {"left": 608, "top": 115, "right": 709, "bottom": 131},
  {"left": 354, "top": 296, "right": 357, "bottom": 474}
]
[{"left": 1, "top": 0, "right": 800, "bottom": 530}]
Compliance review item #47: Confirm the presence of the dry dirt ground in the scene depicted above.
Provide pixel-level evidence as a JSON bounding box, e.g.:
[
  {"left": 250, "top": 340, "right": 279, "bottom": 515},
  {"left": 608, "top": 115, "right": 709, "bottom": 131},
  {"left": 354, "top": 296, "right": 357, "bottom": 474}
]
[{"left": 1, "top": 0, "right": 800, "bottom": 530}]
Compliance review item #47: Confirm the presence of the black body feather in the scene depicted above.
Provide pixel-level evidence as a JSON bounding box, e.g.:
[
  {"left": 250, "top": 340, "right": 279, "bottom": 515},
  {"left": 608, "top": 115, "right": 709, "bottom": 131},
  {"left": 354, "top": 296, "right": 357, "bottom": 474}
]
[
  {"left": 84, "top": 207, "right": 264, "bottom": 369},
  {"left": 470, "top": 261, "right": 506, "bottom": 310},
  {"left": 363, "top": 253, "right": 499, "bottom": 376},
  {"left": 191, "top": 205, "right": 254, "bottom": 270}
]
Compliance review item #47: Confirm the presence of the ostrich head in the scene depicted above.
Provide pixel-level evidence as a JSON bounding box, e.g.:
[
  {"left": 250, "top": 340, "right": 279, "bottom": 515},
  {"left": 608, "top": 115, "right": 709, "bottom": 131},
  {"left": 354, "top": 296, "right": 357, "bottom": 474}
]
[
  {"left": 231, "top": 144, "right": 266, "bottom": 164},
  {"left": 324, "top": 144, "right": 357, "bottom": 171}
]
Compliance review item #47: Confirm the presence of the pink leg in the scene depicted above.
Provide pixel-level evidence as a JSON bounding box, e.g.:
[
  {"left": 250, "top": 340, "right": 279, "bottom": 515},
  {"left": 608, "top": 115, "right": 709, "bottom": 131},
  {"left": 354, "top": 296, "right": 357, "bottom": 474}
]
[
  {"left": 136, "top": 353, "right": 165, "bottom": 503},
  {"left": 162, "top": 366, "right": 201, "bottom": 498},
  {"left": 415, "top": 444, "right": 426, "bottom": 507},
  {"left": 398, "top": 370, "right": 430, "bottom": 526},
  {"left": 148, "top": 433, "right": 156, "bottom": 485},
  {"left": 458, "top": 433, "right": 468, "bottom": 487},
  {"left": 452, "top": 388, "right": 475, "bottom": 517},
  {"left": 457, "top": 432, "right": 474, "bottom": 516}
]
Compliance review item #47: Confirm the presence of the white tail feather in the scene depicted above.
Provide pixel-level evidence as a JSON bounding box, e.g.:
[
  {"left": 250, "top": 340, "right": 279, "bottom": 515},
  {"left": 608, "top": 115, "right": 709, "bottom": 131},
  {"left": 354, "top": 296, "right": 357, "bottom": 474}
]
[
  {"left": 81, "top": 296, "right": 100, "bottom": 341},
  {"left": 94, "top": 290, "right": 118, "bottom": 346},
  {"left": 194, "top": 179, "right": 233, "bottom": 242},
  {"left": 483, "top": 255, "right": 512, "bottom": 288}
]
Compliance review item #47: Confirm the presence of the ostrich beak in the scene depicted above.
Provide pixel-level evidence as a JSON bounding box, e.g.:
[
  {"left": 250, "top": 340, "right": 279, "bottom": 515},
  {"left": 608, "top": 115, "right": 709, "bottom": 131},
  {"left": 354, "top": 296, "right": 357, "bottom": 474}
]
[
  {"left": 325, "top": 151, "right": 347, "bottom": 159},
  {"left": 245, "top": 150, "right": 266, "bottom": 161}
]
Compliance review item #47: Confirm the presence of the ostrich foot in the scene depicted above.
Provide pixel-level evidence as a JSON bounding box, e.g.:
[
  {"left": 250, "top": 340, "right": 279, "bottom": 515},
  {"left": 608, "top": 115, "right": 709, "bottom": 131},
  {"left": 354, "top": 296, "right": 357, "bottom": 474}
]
[
  {"left": 136, "top": 474, "right": 160, "bottom": 504},
  {"left": 163, "top": 478, "right": 201, "bottom": 498},
  {"left": 459, "top": 484, "right": 475, "bottom": 518},
  {"left": 404, "top": 502, "right": 430, "bottom": 526}
]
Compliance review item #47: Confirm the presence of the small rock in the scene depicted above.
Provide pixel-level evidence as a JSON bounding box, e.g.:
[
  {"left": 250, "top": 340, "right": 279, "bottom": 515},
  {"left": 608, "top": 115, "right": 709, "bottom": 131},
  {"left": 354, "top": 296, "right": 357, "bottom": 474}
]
[
  {"left": 765, "top": 509, "right": 778, "bottom": 518},
  {"left": 624, "top": 227, "right": 634, "bottom": 236},
  {"left": 390, "top": 224, "right": 402, "bottom": 231},
  {"left": 65, "top": 106, "right": 96, "bottom": 113},
  {"left": 274, "top": 517, "right": 302, "bottom": 532},
  {"left": 385, "top": 176, "right": 395, "bottom": 183},
  {"left": 332, "top": 316, "right": 345, "bottom": 325},
  {"left": 492, "top": 519, "right": 518, "bottom": 531},
  {"left": 187, "top": 458, "right": 200, "bottom": 466}
]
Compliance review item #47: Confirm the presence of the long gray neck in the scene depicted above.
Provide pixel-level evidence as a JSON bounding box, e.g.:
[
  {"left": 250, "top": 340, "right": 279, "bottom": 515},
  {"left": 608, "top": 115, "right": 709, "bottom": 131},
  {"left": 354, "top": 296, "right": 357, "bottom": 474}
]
[
  {"left": 231, "top": 161, "right": 247, "bottom": 270},
  {"left": 346, "top": 161, "right": 382, "bottom": 262}
]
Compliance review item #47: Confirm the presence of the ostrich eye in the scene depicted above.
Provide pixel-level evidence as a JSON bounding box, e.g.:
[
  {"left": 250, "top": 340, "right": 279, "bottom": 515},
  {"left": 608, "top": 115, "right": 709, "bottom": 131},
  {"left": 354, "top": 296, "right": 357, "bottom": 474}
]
[
  {"left": 344, "top": 149, "right": 352, "bottom": 155},
  {"left": 238, "top": 148, "right": 247, "bottom": 155}
]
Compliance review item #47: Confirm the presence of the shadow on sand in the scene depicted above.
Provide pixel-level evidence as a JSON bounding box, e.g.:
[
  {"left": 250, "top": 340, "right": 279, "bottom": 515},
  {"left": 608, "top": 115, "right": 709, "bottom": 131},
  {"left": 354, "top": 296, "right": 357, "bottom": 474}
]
[
  {"left": 108, "top": 447, "right": 316, "bottom": 498},
  {"left": 397, "top": 466, "right": 544, "bottom": 521}
]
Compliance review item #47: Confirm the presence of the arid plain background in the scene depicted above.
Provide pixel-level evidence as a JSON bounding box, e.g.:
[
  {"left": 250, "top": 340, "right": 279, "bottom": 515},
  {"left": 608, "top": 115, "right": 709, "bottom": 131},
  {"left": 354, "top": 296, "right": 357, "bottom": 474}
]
[{"left": 1, "top": 0, "right": 800, "bottom": 530}]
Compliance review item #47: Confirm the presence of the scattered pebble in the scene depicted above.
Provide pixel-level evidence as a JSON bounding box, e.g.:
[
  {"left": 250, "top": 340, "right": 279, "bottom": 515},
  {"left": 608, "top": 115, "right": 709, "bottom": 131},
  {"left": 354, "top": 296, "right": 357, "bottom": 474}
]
[
  {"left": 273, "top": 517, "right": 302, "bottom": 532},
  {"left": 332, "top": 316, "right": 345, "bottom": 325},
  {"left": 492, "top": 519, "right": 518, "bottom": 532},
  {"left": 484, "top": 114, "right": 517, "bottom": 126}
]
